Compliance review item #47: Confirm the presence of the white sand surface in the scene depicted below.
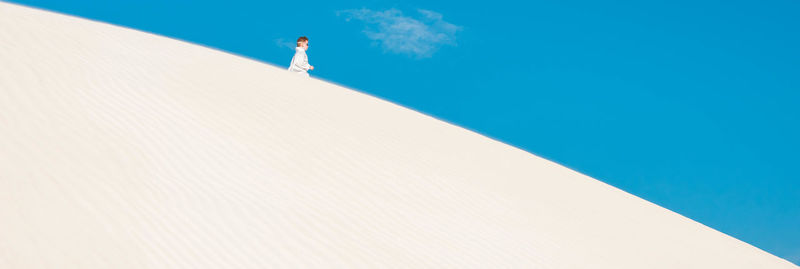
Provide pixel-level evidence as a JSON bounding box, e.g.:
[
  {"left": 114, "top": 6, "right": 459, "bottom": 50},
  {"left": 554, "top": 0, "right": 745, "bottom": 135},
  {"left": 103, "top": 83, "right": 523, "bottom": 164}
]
[{"left": 0, "top": 2, "right": 796, "bottom": 268}]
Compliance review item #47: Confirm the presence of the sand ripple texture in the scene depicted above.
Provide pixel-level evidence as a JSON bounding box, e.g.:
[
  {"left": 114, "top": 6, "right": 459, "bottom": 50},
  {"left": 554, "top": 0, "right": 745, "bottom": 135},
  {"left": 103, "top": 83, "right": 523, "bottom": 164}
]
[{"left": 0, "top": 2, "right": 795, "bottom": 268}]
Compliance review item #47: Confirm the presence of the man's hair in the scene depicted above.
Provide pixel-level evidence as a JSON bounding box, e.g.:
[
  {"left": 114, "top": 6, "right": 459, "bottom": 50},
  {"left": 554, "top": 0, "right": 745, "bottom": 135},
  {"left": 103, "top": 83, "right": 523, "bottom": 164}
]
[{"left": 296, "top": 36, "right": 308, "bottom": 47}]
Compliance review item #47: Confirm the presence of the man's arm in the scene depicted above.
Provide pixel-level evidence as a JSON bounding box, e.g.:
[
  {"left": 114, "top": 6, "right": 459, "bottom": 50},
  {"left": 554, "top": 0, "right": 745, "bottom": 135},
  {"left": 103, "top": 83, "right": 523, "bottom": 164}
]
[{"left": 293, "top": 53, "right": 310, "bottom": 71}]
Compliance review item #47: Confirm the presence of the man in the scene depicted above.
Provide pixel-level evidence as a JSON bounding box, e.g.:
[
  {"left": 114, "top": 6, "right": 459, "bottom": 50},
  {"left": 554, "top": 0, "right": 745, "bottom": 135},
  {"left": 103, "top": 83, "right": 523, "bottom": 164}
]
[{"left": 288, "top": 36, "right": 314, "bottom": 77}]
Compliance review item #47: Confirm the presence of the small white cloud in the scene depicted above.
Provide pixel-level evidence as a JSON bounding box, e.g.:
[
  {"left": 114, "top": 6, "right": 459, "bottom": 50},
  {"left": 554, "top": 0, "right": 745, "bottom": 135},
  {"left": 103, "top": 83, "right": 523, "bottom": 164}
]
[
  {"left": 338, "top": 8, "right": 462, "bottom": 58},
  {"left": 274, "top": 38, "right": 295, "bottom": 51}
]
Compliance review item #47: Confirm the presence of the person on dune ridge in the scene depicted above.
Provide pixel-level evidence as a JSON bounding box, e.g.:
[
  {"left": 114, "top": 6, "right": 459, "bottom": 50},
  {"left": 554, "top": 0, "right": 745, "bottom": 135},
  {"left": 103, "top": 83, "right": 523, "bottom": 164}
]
[{"left": 288, "top": 36, "right": 314, "bottom": 77}]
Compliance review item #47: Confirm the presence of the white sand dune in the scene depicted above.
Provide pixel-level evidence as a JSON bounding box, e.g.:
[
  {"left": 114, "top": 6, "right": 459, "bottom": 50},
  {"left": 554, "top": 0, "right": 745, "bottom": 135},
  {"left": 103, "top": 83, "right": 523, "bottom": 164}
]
[{"left": 0, "top": 2, "right": 795, "bottom": 268}]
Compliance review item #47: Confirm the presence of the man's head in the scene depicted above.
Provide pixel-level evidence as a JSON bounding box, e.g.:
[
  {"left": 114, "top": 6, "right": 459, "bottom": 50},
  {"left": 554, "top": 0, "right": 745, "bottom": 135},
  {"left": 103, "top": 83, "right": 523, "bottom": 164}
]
[{"left": 297, "top": 36, "right": 309, "bottom": 51}]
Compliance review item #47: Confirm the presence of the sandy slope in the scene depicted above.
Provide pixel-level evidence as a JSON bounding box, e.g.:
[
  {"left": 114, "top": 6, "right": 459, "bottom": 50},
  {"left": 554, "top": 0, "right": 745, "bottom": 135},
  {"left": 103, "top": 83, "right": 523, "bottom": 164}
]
[{"left": 0, "top": 2, "right": 795, "bottom": 268}]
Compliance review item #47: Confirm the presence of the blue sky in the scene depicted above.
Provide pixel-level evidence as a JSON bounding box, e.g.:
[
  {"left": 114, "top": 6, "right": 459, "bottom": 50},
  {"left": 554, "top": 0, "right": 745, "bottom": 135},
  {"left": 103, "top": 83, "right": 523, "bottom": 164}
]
[{"left": 7, "top": 0, "right": 799, "bottom": 264}]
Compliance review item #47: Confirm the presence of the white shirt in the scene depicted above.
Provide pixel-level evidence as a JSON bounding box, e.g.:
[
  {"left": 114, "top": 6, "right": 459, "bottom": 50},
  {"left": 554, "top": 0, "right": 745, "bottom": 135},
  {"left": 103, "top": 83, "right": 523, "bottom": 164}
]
[{"left": 288, "top": 47, "right": 310, "bottom": 77}]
